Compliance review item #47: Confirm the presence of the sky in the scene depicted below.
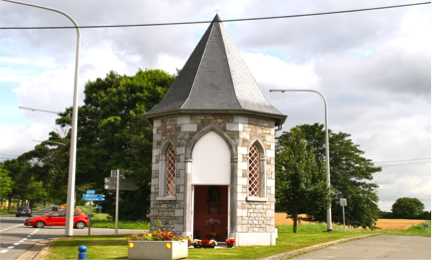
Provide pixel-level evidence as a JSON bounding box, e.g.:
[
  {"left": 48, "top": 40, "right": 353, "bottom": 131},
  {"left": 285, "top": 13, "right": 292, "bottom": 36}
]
[{"left": 0, "top": 0, "right": 430, "bottom": 212}]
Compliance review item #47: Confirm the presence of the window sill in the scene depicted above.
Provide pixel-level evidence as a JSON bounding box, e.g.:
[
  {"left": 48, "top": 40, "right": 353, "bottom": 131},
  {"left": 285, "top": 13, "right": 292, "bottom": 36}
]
[
  {"left": 246, "top": 196, "right": 268, "bottom": 202},
  {"left": 156, "top": 196, "right": 176, "bottom": 201}
]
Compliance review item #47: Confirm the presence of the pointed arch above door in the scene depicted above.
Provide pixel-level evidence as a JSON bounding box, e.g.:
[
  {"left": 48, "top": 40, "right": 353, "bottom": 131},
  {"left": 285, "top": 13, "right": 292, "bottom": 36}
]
[{"left": 191, "top": 131, "right": 231, "bottom": 185}]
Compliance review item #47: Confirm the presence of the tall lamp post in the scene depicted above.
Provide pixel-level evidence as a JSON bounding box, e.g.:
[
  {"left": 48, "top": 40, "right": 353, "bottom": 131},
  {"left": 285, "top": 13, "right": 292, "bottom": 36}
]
[
  {"left": 3, "top": 0, "right": 81, "bottom": 237},
  {"left": 19, "top": 106, "right": 59, "bottom": 114},
  {"left": 270, "top": 89, "right": 332, "bottom": 232}
]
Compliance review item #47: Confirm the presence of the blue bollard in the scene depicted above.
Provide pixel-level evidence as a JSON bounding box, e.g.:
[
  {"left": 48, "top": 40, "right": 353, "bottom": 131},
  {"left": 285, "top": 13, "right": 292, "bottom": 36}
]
[{"left": 78, "top": 245, "right": 87, "bottom": 260}]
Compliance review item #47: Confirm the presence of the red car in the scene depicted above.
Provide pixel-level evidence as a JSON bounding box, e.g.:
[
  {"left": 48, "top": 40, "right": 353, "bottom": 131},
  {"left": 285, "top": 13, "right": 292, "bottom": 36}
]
[{"left": 24, "top": 211, "right": 89, "bottom": 229}]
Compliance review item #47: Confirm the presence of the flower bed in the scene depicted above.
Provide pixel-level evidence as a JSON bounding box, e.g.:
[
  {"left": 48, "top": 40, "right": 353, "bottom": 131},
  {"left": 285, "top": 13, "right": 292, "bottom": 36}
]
[
  {"left": 125, "top": 220, "right": 190, "bottom": 259},
  {"left": 226, "top": 237, "right": 236, "bottom": 248},
  {"left": 192, "top": 239, "right": 217, "bottom": 248}
]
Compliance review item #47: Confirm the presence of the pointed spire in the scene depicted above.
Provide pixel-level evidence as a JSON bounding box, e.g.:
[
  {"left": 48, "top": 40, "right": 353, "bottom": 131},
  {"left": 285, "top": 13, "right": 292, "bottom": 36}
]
[
  {"left": 146, "top": 16, "right": 286, "bottom": 127},
  {"left": 213, "top": 14, "right": 221, "bottom": 22}
]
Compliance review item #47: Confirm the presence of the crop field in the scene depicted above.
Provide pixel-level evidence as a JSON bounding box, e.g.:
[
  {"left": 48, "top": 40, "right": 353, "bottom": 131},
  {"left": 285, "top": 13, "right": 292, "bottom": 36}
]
[
  {"left": 275, "top": 213, "right": 427, "bottom": 231},
  {"left": 375, "top": 218, "right": 427, "bottom": 231}
]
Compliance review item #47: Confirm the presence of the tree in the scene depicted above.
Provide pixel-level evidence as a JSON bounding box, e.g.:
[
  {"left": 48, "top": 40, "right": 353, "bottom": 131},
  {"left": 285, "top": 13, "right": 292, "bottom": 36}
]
[
  {"left": 276, "top": 126, "right": 330, "bottom": 233},
  {"left": 292, "top": 123, "right": 381, "bottom": 229},
  {"left": 392, "top": 197, "right": 425, "bottom": 219},
  {"left": 12, "top": 129, "right": 70, "bottom": 206},
  {"left": 0, "top": 164, "right": 13, "bottom": 199},
  {"left": 2, "top": 158, "right": 33, "bottom": 208},
  {"left": 55, "top": 69, "right": 175, "bottom": 220}
]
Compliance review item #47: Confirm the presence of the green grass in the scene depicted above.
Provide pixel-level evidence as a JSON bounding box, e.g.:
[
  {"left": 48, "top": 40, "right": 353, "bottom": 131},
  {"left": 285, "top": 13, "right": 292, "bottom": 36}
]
[
  {"left": 46, "top": 231, "right": 366, "bottom": 260},
  {"left": 78, "top": 205, "right": 150, "bottom": 229},
  {"left": 45, "top": 221, "right": 431, "bottom": 259},
  {"left": 0, "top": 210, "right": 13, "bottom": 215},
  {"left": 90, "top": 220, "right": 150, "bottom": 229}
]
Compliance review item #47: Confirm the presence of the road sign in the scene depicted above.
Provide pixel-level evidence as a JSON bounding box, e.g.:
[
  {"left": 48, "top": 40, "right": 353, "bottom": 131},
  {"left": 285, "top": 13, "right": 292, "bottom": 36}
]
[
  {"left": 105, "top": 177, "right": 136, "bottom": 185},
  {"left": 340, "top": 198, "right": 347, "bottom": 206},
  {"left": 87, "top": 190, "right": 95, "bottom": 194},
  {"left": 83, "top": 197, "right": 105, "bottom": 201},
  {"left": 83, "top": 194, "right": 105, "bottom": 198},
  {"left": 104, "top": 183, "right": 139, "bottom": 191},
  {"left": 98, "top": 206, "right": 102, "bottom": 209},
  {"left": 111, "top": 170, "right": 124, "bottom": 177}
]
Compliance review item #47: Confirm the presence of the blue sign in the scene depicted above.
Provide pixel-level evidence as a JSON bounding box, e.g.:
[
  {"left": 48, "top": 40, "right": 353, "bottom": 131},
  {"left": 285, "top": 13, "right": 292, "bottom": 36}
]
[
  {"left": 82, "top": 197, "right": 105, "bottom": 201},
  {"left": 98, "top": 206, "right": 102, "bottom": 209},
  {"left": 83, "top": 194, "right": 105, "bottom": 198},
  {"left": 87, "top": 190, "right": 95, "bottom": 194}
]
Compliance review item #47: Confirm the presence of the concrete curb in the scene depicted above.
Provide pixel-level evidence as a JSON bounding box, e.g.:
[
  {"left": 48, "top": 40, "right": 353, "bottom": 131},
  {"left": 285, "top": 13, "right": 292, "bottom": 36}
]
[
  {"left": 16, "top": 239, "right": 53, "bottom": 260},
  {"left": 261, "top": 233, "right": 381, "bottom": 259}
]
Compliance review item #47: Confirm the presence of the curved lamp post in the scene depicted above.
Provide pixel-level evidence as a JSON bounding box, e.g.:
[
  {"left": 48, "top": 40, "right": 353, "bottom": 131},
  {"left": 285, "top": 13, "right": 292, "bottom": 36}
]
[
  {"left": 3, "top": 0, "right": 81, "bottom": 237},
  {"left": 270, "top": 89, "right": 333, "bottom": 232},
  {"left": 19, "top": 106, "right": 59, "bottom": 114}
]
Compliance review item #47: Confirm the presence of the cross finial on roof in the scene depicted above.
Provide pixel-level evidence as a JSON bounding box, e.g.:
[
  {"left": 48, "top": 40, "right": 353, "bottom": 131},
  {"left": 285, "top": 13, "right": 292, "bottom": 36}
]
[{"left": 215, "top": 9, "right": 220, "bottom": 13}]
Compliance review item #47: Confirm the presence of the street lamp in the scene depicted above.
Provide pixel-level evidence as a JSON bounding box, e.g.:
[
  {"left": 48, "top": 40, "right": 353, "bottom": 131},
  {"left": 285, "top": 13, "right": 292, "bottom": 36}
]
[
  {"left": 19, "top": 106, "right": 59, "bottom": 114},
  {"left": 270, "top": 89, "right": 333, "bottom": 232},
  {"left": 3, "top": 0, "right": 81, "bottom": 237},
  {"left": 33, "top": 139, "right": 66, "bottom": 146},
  {"left": 22, "top": 108, "right": 67, "bottom": 146}
]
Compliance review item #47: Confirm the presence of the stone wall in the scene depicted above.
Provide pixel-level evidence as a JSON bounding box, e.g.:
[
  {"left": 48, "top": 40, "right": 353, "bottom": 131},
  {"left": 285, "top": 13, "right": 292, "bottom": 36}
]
[{"left": 150, "top": 114, "right": 276, "bottom": 237}]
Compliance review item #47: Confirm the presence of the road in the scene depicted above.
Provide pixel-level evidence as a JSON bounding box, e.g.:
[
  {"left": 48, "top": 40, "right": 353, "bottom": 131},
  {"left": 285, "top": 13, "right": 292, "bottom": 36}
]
[
  {"left": 0, "top": 207, "right": 146, "bottom": 260},
  {"left": 292, "top": 235, "right": 431, "bottom": 259}
]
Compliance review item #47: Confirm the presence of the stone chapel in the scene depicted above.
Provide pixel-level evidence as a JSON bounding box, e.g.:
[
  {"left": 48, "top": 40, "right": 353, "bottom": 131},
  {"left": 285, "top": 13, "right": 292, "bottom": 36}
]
[{"left": 144, "top": 14, "right": 287, "bottom": 246}]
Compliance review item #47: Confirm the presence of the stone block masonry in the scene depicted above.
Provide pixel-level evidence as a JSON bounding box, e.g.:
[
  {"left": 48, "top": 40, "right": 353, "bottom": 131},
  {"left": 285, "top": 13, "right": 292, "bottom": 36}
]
[{"left": 150, "top": 114, "right": 276, "bottom": 243}]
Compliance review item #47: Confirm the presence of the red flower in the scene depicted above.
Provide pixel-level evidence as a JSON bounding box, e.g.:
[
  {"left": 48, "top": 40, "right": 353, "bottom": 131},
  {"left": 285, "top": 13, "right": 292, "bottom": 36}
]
[
  {"left": 201, "top": 239, "right": 210, "bottom": 245},
  {"left": 226, "top": 238, "right": 236, "bottom": 244}
]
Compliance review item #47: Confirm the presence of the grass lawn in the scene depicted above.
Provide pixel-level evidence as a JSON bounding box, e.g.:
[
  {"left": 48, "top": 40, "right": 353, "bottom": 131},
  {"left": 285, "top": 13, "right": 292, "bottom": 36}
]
[
  {"left": 78, "top": 205, "right": 150, "bottom": 229},
  {"left": 45, "top": 221, "right": 430, "bottom": 259}
]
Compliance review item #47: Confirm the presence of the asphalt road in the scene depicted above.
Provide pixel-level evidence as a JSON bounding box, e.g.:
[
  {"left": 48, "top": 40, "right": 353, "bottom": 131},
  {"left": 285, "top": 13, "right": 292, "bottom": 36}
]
[
  {"left": 0, "top": 207, "right": 146, "bottom": 260},
  {"left": 292, "top": 235, "right": 431, "bottom": 259}
]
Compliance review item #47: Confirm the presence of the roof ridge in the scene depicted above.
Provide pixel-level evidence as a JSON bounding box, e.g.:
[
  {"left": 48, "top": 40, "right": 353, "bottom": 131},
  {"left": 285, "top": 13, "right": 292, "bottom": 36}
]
[
  {"left": 215, "top": 22, "right": 242, "bottom": 110},
  {"left": 181, "top": 18, "right": 216, "bottom": 109}
]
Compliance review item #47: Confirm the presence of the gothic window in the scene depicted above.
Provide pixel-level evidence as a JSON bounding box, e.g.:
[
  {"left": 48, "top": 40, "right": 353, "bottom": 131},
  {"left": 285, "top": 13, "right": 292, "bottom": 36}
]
[
  {"left": 248, "top": 144, "right": 260, "bottom": 197},
  {"left": 247, "top": 141, "right": 267, "bottom": 201},
  {"left": 166, "top": 145, "right": 176, "bottom": 197}
]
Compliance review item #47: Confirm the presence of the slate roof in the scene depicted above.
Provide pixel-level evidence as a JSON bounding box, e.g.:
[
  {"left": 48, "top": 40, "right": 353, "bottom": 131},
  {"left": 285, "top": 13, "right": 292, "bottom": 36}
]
[{"left": 145, "top": 14, "right": 287, "bottom": 127}]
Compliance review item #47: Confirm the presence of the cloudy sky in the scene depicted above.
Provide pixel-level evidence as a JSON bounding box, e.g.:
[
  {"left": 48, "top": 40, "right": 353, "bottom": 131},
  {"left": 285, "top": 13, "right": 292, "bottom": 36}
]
[{"left": 0, "top": 0, "right": 430, "bottom": 211}]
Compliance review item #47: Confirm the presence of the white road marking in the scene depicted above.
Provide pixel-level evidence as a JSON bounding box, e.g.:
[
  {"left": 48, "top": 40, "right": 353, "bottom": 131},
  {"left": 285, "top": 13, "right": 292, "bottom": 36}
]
[
  {"left": 23, "top": 238, "right": 27, "bottom": 240},
  {"left": 26, "top": 235, "right": 31, "bottom": 237},
  {"left": 19, "top": 240, "right": 24, "bottom": 243},
  {"left": 7, "top": 246, "right": 14, "bottom": 249},
  {"left": 13, "top": 243, "right": 20, "bottom": 245},
  {"left": 0, "top": 250, "right": 8, "bottom": 253}
]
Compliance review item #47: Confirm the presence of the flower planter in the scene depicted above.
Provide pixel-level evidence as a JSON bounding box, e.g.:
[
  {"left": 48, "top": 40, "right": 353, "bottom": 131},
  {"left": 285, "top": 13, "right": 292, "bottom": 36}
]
[
  {"left": 128, "top": 240, "right": 188, "bottom": 260},
  {"left": 227, "top": 243, "right": 234, "bottom": 248},
  {"left": 201, "top": 245, "right": 215, "bottom": 248}
]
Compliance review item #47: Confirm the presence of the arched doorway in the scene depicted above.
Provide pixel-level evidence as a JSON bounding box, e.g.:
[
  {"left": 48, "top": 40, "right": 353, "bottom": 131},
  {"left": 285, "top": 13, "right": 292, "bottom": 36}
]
[{"left": 191, "top": 131, "right": 231, "bottom": 241}]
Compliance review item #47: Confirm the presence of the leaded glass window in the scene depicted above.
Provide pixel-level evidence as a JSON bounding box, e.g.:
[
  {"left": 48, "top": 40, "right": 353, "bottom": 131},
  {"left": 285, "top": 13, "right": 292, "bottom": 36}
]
[
  {"left": 166, "top": 145, "right": 176, "bottom": 196},
  {"left": 248, "top": 144, "right": 259, "bottom": 196}
]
